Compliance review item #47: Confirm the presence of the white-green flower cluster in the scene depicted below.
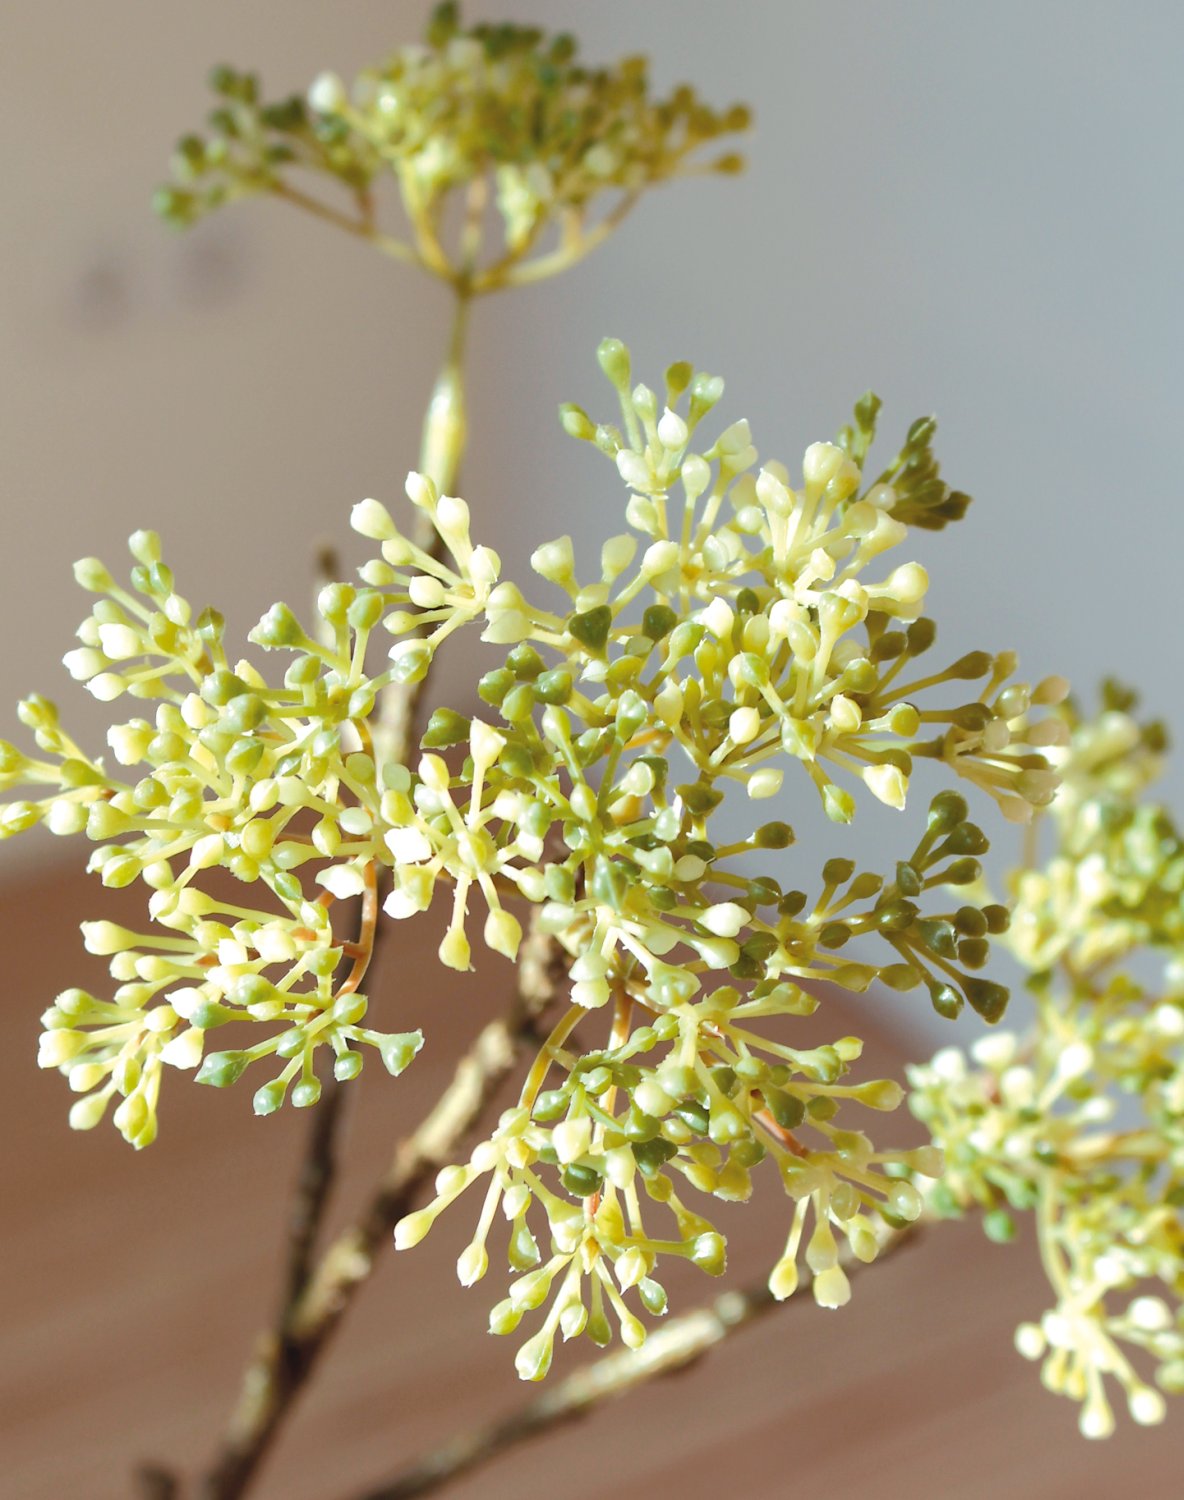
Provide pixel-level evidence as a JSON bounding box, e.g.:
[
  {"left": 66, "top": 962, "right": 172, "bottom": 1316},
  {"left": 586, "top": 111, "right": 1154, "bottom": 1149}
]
[
  {"left": 5, "top": 535, "right": 423, "bottom": 1146},
  {"left": 909, "top": 689, "right": 1184, "bottom": 1437},
  {"left": 4, "top": 341, "right": 1061, "bottom": 1373},
  {"left": 154, "top": 2, "right": 748, "bottom": 290}
]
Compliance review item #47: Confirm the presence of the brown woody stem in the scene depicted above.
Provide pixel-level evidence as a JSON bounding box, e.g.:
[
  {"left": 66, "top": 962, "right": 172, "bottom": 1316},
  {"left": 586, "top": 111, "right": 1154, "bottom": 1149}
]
[
  {"left": 198, "top": 916, "right": 569, "bottom": 1499},
  {"left": 341, "top": 1219, "right": 918, "bottom": 1500}
]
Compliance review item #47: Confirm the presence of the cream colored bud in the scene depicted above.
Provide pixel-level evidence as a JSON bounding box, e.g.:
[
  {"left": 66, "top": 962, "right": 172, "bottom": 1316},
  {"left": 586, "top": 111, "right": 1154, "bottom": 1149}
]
[
  {"left": 438, "top": 927, "right": 472, "bottom": 972},
  {"left": 435, "top": 494, "right": 471, "bottom": 541},
  {"left": 419, "top": 754, "right": 450, "bottom": 792},
  {"left": 862, "top": 763, "right": 907, "bottom": 809},
  {"left": 654, "top": 682, "right": 684, "bottom": 728},
  {"left": 681, "top": 454, "right": 711, "bottom": 503},
  {"left": 657, "top": 407, "right": 688, "bottom": 450},
  {"left": 812, "top": 1264, "right": 851, "bottom": 1309},
  {"left": 600, "top": 533, "right": 637, "bottom": 579},
  {"left": 408, "top": 575, "right": 446, "bottom": 609},
  {"left": 456, "top": 1242, "right": 489, "bottom": 1287},
  {"left": 350, "top": 498, "right": 397, "bottom": 540},
  {"left": 470, "top": 720, "right": 506, "bottom": 769},
  {"left": 1032, "top": 674, "right": 1071, "bottom": 705},
  {"left": 829, "top": 694, "right": 862, "bottom": 734},
  {"left": 63, "top": 647, "right": 105, "bottom": 681},
  {"left": 1129, "top": 1387, "right": 1167, "bottom": 1427},
  {"left": 703, "top": 596, "right": 734, "bottom": 641},
  {"left": 1014, "top": 1323, "right": 1046, "bottom": 1360},
  {"left": 747, "top": 767, "right": 783, "bottom": 799},
  {"left": 69, "top": 1092, "right": 110, "bottom": 1132},
  {"left": 405, "top": 471, "right": 437, "bottom": 510},
  {"left": 394, "top": 1207, "right": 438, "bottom": 1250},
  {"left": 190, "top": 833, "right": 225, "bottom": 871},
  {"left": 87, "top": 672, "right": 125, "bottom": 702},
  {"left": 553, "top": 1116, "right": 592, "bottom": 1164},
  {"left": 531, "top": 536, "right": 576, "bottom": 585},
  {"left": 484, "top": 908, "right": 522, "bottom": 961},
  {"left": 97, "top": 624, "right": 141, "bottom": 661},
  {"left": 640, "top": 540, "right": 680, "bottom": 579},
  {"left": 802, "top": 442, "right": 845, "bottom": 493},
  {"left": 755, "top": 467, "right": 792, "bottom": 516},
  {"left": 616, "top": 450, "right": 652, "bottom": 490},
  {"left": 700, "top": 902, "right": 748, "bottom": 938},
  {"left": 729, "top": 706, "right": 761, "bottom": 744},
  {"left": 160, "top": 1027, "right": 204, "bottom": 1070},
  {"left": 308, "top": 71, "right": 346, "bottom": 114},
  {"left": 769, "top": 1255, "right": 799, "bottom": 1301}
]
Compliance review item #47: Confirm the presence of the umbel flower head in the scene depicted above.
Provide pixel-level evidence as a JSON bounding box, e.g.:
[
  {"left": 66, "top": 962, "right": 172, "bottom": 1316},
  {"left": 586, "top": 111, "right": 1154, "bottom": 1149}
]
[
  {"left": 3, "top": 341, "right": 1061, "bottom": 1373},
  {"left": 909, "top": 688, "right": 1184, "bottom": 1438},
  {"left": 153, "top": 3, "right": 749, "bottom": 293}
]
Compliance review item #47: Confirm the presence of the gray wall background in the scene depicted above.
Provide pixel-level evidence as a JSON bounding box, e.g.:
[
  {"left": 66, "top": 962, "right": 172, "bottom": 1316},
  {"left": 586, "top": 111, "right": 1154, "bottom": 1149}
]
[{"left": 2, "top": 1, "right": 1181, "bottom": 1037}]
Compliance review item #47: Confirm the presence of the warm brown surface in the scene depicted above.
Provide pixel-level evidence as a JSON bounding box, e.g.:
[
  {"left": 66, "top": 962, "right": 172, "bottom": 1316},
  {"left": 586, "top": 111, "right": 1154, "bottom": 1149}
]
[{"left": 3, "top": 861, "right": 1181, "bottom": 1500}]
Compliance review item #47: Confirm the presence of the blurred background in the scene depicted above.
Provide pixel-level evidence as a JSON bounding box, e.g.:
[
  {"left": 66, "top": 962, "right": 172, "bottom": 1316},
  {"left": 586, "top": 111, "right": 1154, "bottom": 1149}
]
[{"left": 2, "top": 2, "right": 1183, "bottom": 1496}]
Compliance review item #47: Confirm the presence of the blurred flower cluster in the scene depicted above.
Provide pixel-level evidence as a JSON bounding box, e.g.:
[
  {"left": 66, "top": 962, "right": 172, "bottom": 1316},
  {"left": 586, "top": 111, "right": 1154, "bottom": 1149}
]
[
  {"left": 909, "top": 688, "right": 1184, "bottom": 1436},
  {"left": 153, "top": 3, "right": 748, "bottom": 292}
]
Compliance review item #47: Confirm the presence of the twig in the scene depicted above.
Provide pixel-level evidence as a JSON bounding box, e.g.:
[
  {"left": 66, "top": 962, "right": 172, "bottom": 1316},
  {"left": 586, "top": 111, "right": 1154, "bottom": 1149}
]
[
  {"left": 342, "top": 1219, "right": 919, "bottom": 1500},
  {"left": 199, "top": 914, "right": 569, "bottom": 1500},
  {"left": 278, "top": 1055, "right": 349, "bottom": 1320}
]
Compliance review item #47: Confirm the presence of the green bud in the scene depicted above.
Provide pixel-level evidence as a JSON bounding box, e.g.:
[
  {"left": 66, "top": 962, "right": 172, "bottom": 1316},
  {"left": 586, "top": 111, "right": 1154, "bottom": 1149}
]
[
  {"left": 534, "top": 669, "right": 572, "bottom": 705},
  {"left": 690, "top": 1231, "right": 727, "bottom": 1275},
  {"left": 253, "top": 1079, "right": 288, "bottom": 1115},
  {"left": 422, "top": 708, "right": 470, "bottom": 748},
  {"left": 632, "top": 1137, "right": 678, "bottom": 1176},
  {"left": 250, "top": 603, "right": 305, "bottom": 650},
  {"left": 561, "top": 1162, "right": 603, "bottom": 1197},
  {"left": 559, "top": 403, "right": 596, "bottom": 441},
  {"left": 507, "top": 644, "right": 545, "bottom": 681},
  {"left": 983, "top": 1209, "right": 1017, "bottom": 1244},
  {"left": 927, "top": 980, "right": 963, "bottom": 1020},
  {"left": 948, "top": 651, "right": 992, "bottom": 679},
  {"left": 643, "top": 604, "right": 678, "bottom": 640},
  {"left": 478, "top": 668, "right": 515, "bottom": 705},
  {"left": 895, "top": 861, "right": 922, "bottom": 897},
  {"left": 764, "top": 1089, "right": 805, "bottom": 1130},
  {"left": 597, "top": 337, "right": 632, "bottom": 391},
  {"left": 196, "top": 1051, "right": 250, "bottom": 1089},
  {"left": 379, "top": 1031, "right": 424, "bottom": 1076},
  {"left": 927, "top": 791, "right": 967, "bottom": 836},
  {"left": 964, "top": 978, "right": 1008, "bottom": 1024},
  {"left": 568, "top": 605, "right": 613, "bottom": 653}
]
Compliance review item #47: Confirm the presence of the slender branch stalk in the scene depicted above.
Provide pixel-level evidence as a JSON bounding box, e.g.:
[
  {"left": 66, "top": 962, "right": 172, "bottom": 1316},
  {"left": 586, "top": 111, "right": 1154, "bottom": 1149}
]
[
  {"left": 271, "top": 182, "right": 422, "bottom": 268},
  {"left": 342, "top": 1218, "right": 919, "bottom": 1500},
  {"left": 198, "top": 915, "right": 569, "bottom": 1500},
  {"left": 374, "top": 286, "right": 472, "bottom": 768}
]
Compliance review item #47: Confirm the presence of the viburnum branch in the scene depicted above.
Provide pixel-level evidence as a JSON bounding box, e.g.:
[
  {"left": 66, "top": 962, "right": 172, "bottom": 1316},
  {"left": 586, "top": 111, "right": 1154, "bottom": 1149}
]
[{"left": 343, "top": 1217, "right": 919, "bottom": 1500}]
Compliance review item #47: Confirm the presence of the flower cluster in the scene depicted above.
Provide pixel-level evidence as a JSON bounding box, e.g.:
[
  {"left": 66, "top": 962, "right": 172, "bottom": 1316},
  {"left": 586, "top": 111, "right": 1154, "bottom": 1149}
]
[
  {"left": 398, "top": 978, "right": 944, "bottom": 1378},
  {"left": 5, "top": 535, "right": 423, "bottom": 1145},
  {"left": 909, "top": 690, "right": 1184, "bottom": 1437},
  {"left": 4, "top": 341, "right": 1061, "bottom": 1374},
  {"left": 153, "top": 3, "right": 748, "bottom": 292}
]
